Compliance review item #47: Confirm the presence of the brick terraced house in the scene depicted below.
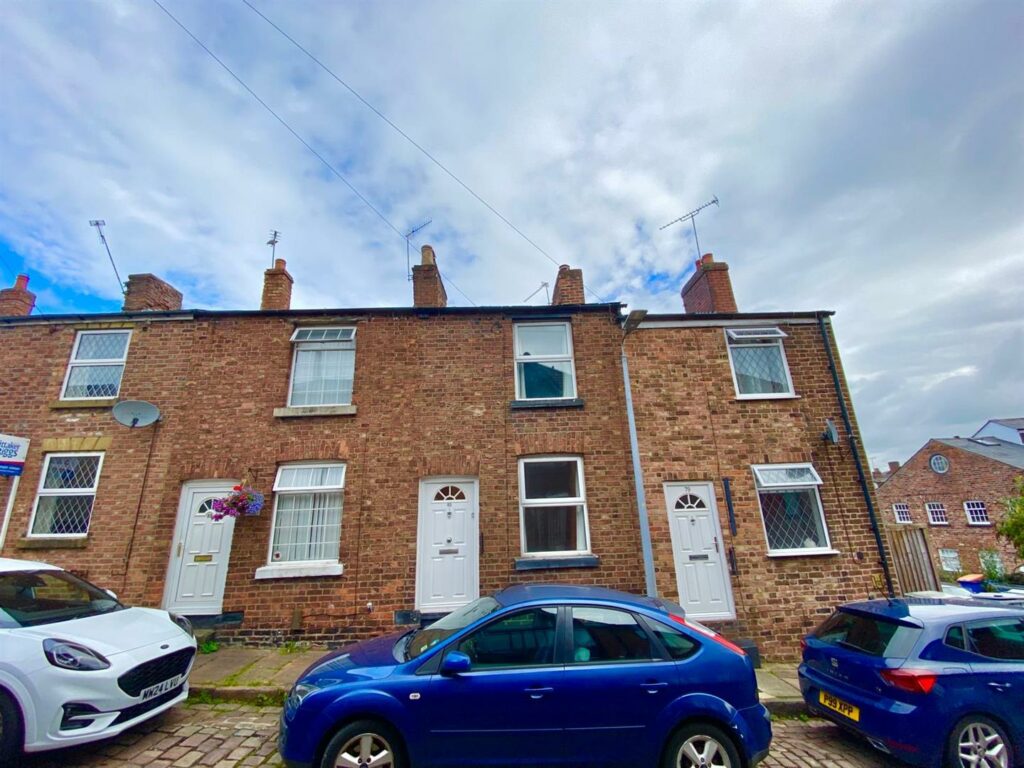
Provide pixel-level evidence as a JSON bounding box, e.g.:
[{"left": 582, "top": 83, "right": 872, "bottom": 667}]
[
  {"left": 877, "top": 426, "right": 1024, "bottom": 578},
  {"left": 0, "top": 248, "right": 893, "bottom": 659}
]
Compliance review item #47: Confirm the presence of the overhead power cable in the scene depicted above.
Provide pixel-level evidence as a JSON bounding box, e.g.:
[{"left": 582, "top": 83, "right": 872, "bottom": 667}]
[
  {"left": 239, "top": 0, "right": 607, "bottom": 303},
  {"left": 149, "top": 0, "right": 477, "bottom": 306},
  {"left": 151, "top": 0, "right": 403, "bottom": 240}
]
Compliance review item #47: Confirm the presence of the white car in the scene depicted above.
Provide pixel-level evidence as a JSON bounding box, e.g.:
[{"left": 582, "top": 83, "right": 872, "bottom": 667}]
[{"left": 0, "top": 557, "right": 197, "bottom": 760}]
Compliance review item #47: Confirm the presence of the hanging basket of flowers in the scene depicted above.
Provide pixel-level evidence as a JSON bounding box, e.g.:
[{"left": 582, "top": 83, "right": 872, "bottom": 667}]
[{"left": 210, "top": 485, "right": 265, "bottom": 520}]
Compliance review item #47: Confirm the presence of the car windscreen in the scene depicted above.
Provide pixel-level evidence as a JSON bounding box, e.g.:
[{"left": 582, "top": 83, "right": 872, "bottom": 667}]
[
  {"left": 0, "top": 569, "right": 123, "bottom": 628},
  {"left": 406, "top": 597, "right": 501, "bottom": 660},
  {"left": 813, "top": 609, "right": 921, "bottom": 658}
]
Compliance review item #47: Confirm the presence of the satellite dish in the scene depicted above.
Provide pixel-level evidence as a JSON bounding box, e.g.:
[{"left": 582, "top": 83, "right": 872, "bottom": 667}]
[
  {"left": 822, "top": 418, "right": 840, "bottom": 444},
  {"left": 112, "top": 400, "right": 161, "bottom": 429}
]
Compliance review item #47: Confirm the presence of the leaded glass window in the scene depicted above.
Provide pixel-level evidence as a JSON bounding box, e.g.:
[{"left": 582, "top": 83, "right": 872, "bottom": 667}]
[
  {"left": 61, "top": 330, "right": 131, "bottom": 399},
  {"left": 725, "top": 328, "right": 794, "bottom": 398},
  {"left": 753, "top": 463, "right": 831, "bottom": 554},
  {"left": 30, "top": 453, "right": 104, "bottom": 536}
]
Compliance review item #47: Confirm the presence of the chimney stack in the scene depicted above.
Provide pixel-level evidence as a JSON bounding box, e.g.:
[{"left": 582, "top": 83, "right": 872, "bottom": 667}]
[
  {"left": 551, "top": 264, "right": 585, "bottom": 305},
  {"left": 0, "top": 274, "right": 36, "bottom": 317},
  {"left": 412, "top": 245, "right": 447, "bottom": 308},
  {"left": 122, "top": 274, "right": 183, "bottom": 312},
  {"left": 680, "top": 253, "right": 737, "bottom": 313},
  {"left": 888, "top": 461, "right": 900, "bottom": 473},
  {"left": 261, "top": 258, "right": 293, "bottom": 311}
]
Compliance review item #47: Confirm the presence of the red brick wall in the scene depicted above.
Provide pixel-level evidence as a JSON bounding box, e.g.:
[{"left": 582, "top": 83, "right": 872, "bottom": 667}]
[
  {"left": 260, "top": 260, "right": 293, "bottom": 311},
  {"left": 552, "top": 266, "right": 585, "bottom": 305},
  {"left": 625, "top": 318, "right": 894, "bottom": 659},
  {"left": 877, "top": 440, "right": 1021, "bottom": 575},
  {"left": 0, "top": 309, "right": 641, "bottom": 645},
  {"left": 123, "top": 274, "right": 183, "bottom": 312}
]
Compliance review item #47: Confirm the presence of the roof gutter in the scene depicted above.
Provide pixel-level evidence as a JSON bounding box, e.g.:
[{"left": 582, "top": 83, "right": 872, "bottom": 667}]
[{"left": 818, "top": 316, "right": 894, "bottom": 597}]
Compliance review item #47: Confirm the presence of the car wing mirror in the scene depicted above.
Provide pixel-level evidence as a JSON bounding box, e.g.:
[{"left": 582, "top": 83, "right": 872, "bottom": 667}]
[{"left": 440, "top": 650, "right": 472, "bottom": 676}]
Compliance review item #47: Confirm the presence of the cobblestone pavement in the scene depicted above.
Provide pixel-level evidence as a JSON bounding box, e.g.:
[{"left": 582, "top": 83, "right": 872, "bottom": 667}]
[{"left": 23, "top": 705, "right": 889, "bottom": 768}]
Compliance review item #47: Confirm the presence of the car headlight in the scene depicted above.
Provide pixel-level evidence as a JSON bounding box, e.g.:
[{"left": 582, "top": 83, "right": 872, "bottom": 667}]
[
  {"left": 170, "top": 613, "right": 194, "bottom": 638},
  {"left": 43, "top": 639, "right": 111, "bottom": 671}
]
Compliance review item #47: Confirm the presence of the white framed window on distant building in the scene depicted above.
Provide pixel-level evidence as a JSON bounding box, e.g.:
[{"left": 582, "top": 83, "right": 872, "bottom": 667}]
[
  {"left": 724, "top": 328, "right": 795, "bottom": 399},
  {"left": 939, "top": 548, "right": 961, "bottom": 573},
  {"left": 518, "top": 456, "right": 590, "bottom": 556},
  {"left": 892, "top": 503, "right": 912, "bottom": 524},
  {"left": 28, "top": 453, "right": 104, "bottom": 537},
  {"left": 287, "top": 327, "right": 356, "bottom": 408},
  {"left": 60, "top": 330, "right": 131, "bottom": 400},
  {"left": 964, "top": 500, "right": 990, "bottom": 526},
  {"left": 926, "top": 502, "right": 949, "bottom": 526},
  {"left": 513, "top": 323, "right": 578, "bottom": 401},
  {"left": 255, "top": 463, "right": 346, "bottom": 579},
  {"left": 752, "top": 463, "right": 833, "bottom": 556}
]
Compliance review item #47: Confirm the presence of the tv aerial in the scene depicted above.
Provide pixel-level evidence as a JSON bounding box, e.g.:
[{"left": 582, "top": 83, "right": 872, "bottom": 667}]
[
  {"left": 660, "top": 196, "right": 719, "bottom": 260},
  {"left": 112, "top": 400, "right": 161, "bottom": 429}
]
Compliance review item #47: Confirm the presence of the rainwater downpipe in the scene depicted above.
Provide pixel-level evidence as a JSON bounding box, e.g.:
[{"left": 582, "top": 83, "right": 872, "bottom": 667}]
[
  {"left": 818, "top": 315, "right": 894, "bottom": 597},
  {"left": 621, "top": 310, "right": 657, "bottom": 598}
]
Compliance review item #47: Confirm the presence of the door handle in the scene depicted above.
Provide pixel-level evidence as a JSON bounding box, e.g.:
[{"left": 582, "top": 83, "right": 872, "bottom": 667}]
[
  {"left": 987, "top": 682, "right": 1012, "bottom": 692},
  {"left": 524, "top": 686, "right": 553, "bottom": 699},
  {"left": 640, "top": 681, "right": 668, "bottom": 693}
]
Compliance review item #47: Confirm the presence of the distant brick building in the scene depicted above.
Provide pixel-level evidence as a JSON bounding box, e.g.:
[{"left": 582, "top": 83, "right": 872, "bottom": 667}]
[
  {"left": 877, "top": 431, "right": 1024, "bottom": 577},
  {"left": 0, "top": 246, "right": 891, "bottom": 659}
]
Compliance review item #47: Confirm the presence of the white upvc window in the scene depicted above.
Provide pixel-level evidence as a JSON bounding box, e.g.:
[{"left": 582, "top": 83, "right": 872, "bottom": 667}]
[
  {"left": 518, "top": 456, "right": 590, "bottom": 556},
  {"left": 752, "top": 463, "right": 833, "bottom": 556},
  {"left": 893, "top": 503, "right": 912, "bottom": 524},
  {"left": 257, "top": 463, "right": 346, "bottom": 579},
  {"left": 28, "top": 453, "right": 104, "bottom": 537},
  {"left": 725, "top": 327, "right": 795, "bottom": 399},
  {"left": 287, "top": 327, "right": 356, "bottom": 408},
  {"left": 964, "top": 500, "right": 990, "bottom": 526},
  {"left": 926, "top": 502, "right": 949, "bottom": 525},
  {"left": 513, "top": 322, "right": 578, "bottom": 400},
  {"left": 939, "top": 548, "right": 961, "bottom": 573},
  {"left": 60, "top": 330, "right": 131, "bottom": 400}
]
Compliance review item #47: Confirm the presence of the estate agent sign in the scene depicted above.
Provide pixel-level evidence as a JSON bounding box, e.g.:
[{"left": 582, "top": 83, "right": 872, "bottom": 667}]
[{"left": 0, "top": 433, "right": 30, "bottom": 477}]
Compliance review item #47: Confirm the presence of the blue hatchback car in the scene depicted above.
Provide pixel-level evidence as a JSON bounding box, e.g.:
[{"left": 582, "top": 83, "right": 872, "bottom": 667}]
[
  {"left": 280, "top": 584, "right": 771, "bottom": 768},
  {"left": 799, "top": 596, "right": 1024, "bottom": 768}
]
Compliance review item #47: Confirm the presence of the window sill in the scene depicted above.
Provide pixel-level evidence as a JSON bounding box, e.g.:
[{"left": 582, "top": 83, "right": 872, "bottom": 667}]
[
  {"left": 15, "top": 537, "right": 88, "bottom": 550},
  {"left": 766, "top": 548, "right": 840, "bottom": 558},
  {"left": 273, "top": 405, "right": 357, "bottom": 418},
  {"left": 734, "top": 394, "right": 800, "bottom": 401},
  {"left": 509, "top": 398, "right": 584, "bottom": 410},
  {"left": 514, "top": 554, "right": 599, "bottom": 571},
  {"left": 929, "top": 522, "right": 949, "bottom": 527},
  {"left": 967, "top": 522, "right": 992, "bottom": 527},
  {"left": 254, "top": 562, "right": 343, "bottom": 580},
  {"left": 49, "top": 398, "right": 118, "bottom": 410}
]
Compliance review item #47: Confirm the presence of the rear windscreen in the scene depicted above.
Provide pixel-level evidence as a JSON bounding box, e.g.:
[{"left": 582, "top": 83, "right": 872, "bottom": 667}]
[{"left": 814, "top": 610, "right": 921, "bottom": 658}]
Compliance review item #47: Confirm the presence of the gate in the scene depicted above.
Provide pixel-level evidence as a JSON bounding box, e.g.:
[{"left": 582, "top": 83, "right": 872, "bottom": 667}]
[{"left": 886, "top": 525, "right": 940, "bottom": 594}]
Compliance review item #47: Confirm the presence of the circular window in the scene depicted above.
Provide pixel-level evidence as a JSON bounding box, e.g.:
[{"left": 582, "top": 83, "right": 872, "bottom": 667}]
[{"left": 929, "top": 454, "right": 950, "bottom": 474}]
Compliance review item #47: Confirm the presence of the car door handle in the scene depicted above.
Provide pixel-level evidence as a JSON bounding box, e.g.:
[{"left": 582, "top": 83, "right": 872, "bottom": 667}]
[
  {"left": 987, "top": 682, "right": 1012, "bottom": 692},
  {"left": 524, "top": 686, "right": 553, "bottom": 699},
  {"left": 641, "top": 681, "right": 668, "bottom": 693}
]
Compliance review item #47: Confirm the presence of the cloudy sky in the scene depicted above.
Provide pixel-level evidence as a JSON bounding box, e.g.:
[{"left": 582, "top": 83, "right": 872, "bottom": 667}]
[{"left": 1, "top": 0, "right": 1021, "bottom": 466}]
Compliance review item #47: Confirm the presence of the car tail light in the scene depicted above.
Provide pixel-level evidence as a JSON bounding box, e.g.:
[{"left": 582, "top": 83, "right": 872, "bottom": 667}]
[
  {"left": 670, "top": 614, "right": 747, "bottom": 657},
  {"left": 880, "top": 668, "right": 937, "bottom": 695}
]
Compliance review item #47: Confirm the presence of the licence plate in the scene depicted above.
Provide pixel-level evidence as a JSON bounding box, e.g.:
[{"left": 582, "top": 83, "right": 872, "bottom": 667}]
[
  {"left": 819, "top": 689, "right": 860, "bottom": 721},
  {"left": 140, "top": 675, "right": 182, "bottom": 701}
]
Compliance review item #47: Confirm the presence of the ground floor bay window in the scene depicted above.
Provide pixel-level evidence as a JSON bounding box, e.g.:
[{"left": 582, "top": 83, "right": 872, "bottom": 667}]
[
  {"left": 518, "top": 457, "right": 590, "bottom": 557},
  {"left": 255, "top": 463, "right": 345, "bottom": 579},
  {"left": 752, "top": 463, "right": 834, "bottom": 556}
]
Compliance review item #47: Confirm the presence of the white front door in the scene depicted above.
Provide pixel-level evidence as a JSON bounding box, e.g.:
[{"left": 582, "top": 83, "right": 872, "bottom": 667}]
[
  {"left": 664, "top": 482, "right": 735, "bottom": 621},
  {"left": 163, "top": 480, "right": 238, "bottom": 615},
  {"left": 416, "top": 478, "right": 479, "bottom": 613}
]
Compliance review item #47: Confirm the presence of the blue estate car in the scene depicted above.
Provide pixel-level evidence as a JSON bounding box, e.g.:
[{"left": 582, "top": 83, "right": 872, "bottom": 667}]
[
  {"left": 799, "top": 597, "right": 1024, "bottom": 768},
  {"left": 280, "top": 584, "right": 771, "bottom": 768}
]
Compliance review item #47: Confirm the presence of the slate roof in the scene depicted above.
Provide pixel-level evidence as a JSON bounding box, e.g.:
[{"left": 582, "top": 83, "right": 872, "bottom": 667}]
[
  {"left": 988, "top": 418, "right": 1024, "bottom": 429},
  {"left": 936, "top": 437, "right": 1024, "bottom": 471}
]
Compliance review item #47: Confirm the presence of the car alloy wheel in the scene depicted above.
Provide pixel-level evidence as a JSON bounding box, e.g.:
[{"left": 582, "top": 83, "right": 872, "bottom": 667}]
[
  {"left": 956, "top": 721, "right": 1009, "bottom": 768},
  {"left": 676, "top": 734, "right": 733, "bottom": 768},
  {"left": 335, "top": 732, "right": 393, "bottom": 768}
]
